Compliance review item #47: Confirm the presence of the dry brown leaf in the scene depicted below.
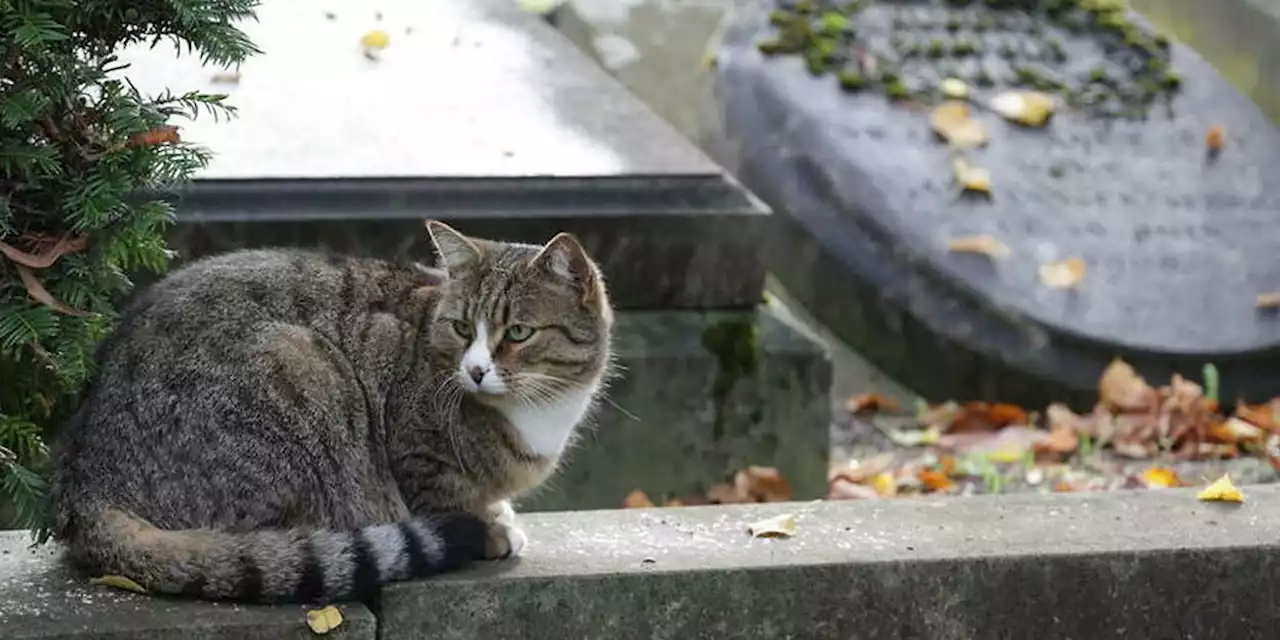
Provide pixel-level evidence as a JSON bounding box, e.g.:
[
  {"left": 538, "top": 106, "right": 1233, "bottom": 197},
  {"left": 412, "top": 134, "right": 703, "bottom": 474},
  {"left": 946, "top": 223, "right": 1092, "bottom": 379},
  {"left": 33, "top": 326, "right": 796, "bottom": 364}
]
[
  {"left": 664, "top": 498, "right": 685, "bottom": 507},
  {"left": 916, "top": 469, "right": 954, "bottom": 493},
  {"left": 128, "top": 125, "right": 181, "bottom": 148},
  {"left": 0, "top": 234, "right": 88, "bottom": 269},
  {"left": 1112, "top": 440, "right": 1154, "bottom": 459},
  {"left": 828, "top": 452, "right": 897, "bottom": 484},
  {"left": 1052, "top": 480, "right": 1079, "bottom": 492},
  {"left": 623, "top": 489, "right": 655, "bottom": 508},
  {"left": 947, "top": 235, "right": 1011, "bottom": 259},
  {"left": 1034, "top": 424, "right": 1079, "bottom": 455},
  {"left": 948, "top": 401, "right": 1029, "bottom": 433},
  {"left": 707, "top": 482, "right": 748, "bottom": 504},
  {"left": 1038, "top": 257, "right": 1087, "bottom": 289},
  {"left": 1099, "top": 359, "right": 1155, "bottom": 412},
  {"left": 734, "top": 466, "right": 793, "bottom": 502},
  {"left": 938, "top": 454, "right": 959, "bottom": 477},
  {"left": 1256, "top": 292, "right": 1280, "bottom": 309},
  {"left": 210, "top": 71, "right": 242, "bottom": 85},
  {"left": 17, "top": 265, "right": 89, "bottom": 316},
  {"left": 844, "top": 392, "right": 900, "bottom": 414},
  {"left": 930, "top": 101, "right": 987, "bottom": 148},
  {"left": 1236, "top": 401, "right": 1280, "bottom": 433},
  {"left": 1209, "top": 417, "right": 1265, "bottom": 444}
]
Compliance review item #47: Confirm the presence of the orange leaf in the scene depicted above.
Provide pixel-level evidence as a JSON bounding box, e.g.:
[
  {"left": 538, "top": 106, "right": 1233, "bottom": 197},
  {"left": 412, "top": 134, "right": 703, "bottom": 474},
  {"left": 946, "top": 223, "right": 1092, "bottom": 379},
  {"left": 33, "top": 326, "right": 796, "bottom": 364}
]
[
  {"left": 128, "top": 125, "right": 181, "bottom": 148},
  {"left": 623, "top": 489, "right": 654, "bottom": 508},
  {"left": 1236, "top": 401, "right": 1280, "bottom": 433},
  {"left": 916, "top": 469, "right": 954, "bottom": 493},
  {"left": 844, "top": 392, "right": 900, "bottom": 414},
  {"left": 1099, "top": 358, "right": 1155, "bottom": 412},
  {"left": 17, "top": 265, "right": 89, "bottom": 316},
  {"left": 949, "top": 401, "right": 1029, "bottom": 433},
  {"left": 938, "top": 454, "right": 959, "bottom": 477},
  {"left": 1138, "top": 467, "right": 1183, "bottom": 489},
  {"left": 1052, "top": 480, "right": 1079, "bottom": 493},
  {"left": 1206, "top": 124, "right": 1225, "bottom": 151},
  {"left": 734, "top": 466, "right": 793, "bottom": 502}
]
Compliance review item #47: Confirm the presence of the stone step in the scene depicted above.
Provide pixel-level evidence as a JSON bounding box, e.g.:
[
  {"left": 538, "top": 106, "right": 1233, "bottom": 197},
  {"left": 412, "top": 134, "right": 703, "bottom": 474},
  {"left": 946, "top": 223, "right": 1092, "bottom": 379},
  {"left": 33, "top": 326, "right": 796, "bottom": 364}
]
[{"left": 6, "top": 487, "right": 1279, "bottom": 639}]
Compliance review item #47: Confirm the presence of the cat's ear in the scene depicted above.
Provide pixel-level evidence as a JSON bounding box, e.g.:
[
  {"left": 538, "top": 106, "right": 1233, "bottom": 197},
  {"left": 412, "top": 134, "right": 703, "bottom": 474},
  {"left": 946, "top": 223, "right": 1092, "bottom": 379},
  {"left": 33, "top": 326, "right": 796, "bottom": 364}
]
[
  {"left": 529, "top": 232, "right": 599, "bottom": 304},
  {"left": 425, "top": 220, "right": 481, "bottom": 273}
]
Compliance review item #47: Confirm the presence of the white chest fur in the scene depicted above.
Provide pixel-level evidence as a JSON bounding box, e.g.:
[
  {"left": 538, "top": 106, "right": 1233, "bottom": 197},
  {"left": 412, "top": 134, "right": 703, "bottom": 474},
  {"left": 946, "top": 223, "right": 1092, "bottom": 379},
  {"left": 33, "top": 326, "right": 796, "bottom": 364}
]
[{"left": 497, "top": 384, "right": 597, "bottom": 459}]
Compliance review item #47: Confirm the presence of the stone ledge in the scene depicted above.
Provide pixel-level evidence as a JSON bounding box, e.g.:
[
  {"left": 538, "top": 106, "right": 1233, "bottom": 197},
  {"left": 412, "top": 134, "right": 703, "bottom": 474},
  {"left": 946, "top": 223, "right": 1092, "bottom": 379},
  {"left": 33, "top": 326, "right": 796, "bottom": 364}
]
[
  {"left": 380, "top": 488, "right": 1280, "bottom": 639},
  {"left": 0, "top": 540, "right": 377, "bottom": 640},
  {"left": 7, "top": 488, "right": 1280, "bottom": 639}
]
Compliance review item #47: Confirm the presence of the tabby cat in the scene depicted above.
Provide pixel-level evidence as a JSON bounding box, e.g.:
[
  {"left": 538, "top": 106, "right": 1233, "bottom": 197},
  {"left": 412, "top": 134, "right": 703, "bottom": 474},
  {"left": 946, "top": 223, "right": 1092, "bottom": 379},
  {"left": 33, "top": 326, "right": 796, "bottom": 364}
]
[{"left": 51, "top": 221, "right": 613, "bottom": 603}]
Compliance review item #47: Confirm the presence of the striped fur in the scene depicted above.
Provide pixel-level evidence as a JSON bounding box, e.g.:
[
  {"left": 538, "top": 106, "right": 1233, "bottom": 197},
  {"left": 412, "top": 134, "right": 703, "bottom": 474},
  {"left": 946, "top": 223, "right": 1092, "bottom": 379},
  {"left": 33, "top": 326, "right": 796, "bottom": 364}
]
[{"left": 51, "top": 222, "right": 614, "bottom": 604}]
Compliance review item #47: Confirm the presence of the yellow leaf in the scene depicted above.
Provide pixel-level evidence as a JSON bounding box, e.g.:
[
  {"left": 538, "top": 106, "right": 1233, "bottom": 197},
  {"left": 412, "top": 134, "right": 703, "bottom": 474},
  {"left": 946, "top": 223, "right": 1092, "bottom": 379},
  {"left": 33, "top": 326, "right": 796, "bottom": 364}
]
[
  {"left": 306, "top": 605, "right": 345, "bottom": 635},
  {"left": 747, "top": 513, "right": 797, "bottom": 538},
  {"left": 360, "top": 30, "right": 390, "bottom": 51},
  {"left": 1039, "top": 258, "right": 1087, "bottom": 289},
  {"left": 1139, "top": 467, "right": 1182, "bottom": 489},
  {"left": 952, "top": 158, "right": 991, "bottom": 193},
  {"left": 930, "top": 101, "right": 987, "bottom": 149},
  {"left": 986, "top": 447, "right": 1027, "bottom": 464},
  {"left": 990, "top": 91, "right": 1056, "bottom": 127},
  {"left": 1197, "top": 474, "right": 1245, "bottom": 503},
  {"left": 948, "top": 235, "right": 1011, "bottom": 260},
  {"left": 940, "top": 78, "right": 970, "bottom": 99},
  {"left": 90, "top": 575, "right": 148, "bottom": 594},
  {"left": 870, "top": 471, "right": 898, "bottom": 497}
]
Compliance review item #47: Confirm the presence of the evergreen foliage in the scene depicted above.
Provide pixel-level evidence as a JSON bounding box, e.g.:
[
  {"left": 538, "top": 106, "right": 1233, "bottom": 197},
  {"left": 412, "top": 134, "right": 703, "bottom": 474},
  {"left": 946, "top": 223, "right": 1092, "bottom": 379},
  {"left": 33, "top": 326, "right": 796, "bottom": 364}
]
[{"left": 0, "top": 0, "right": 259, "bottom": 538}]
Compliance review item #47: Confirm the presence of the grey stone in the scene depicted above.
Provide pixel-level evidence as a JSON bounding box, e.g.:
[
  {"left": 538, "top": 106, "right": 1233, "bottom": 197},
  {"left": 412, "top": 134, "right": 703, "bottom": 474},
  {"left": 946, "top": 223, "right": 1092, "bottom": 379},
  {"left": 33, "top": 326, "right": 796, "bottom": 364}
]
[
  {"left": 712, "top": 1, "right": 1280, "bottom": 408},
  {"left": 0, "top": 535, "right": 376, "bottom": 640},
  {"left": 518, "top": 306, "right": 833, "bottom": 512},
  {"left": 111, "top": 0, "right": 770, "bottom": 310},
  {"left": 380, "top": 486, "right": 1280, "bottom": 640}
]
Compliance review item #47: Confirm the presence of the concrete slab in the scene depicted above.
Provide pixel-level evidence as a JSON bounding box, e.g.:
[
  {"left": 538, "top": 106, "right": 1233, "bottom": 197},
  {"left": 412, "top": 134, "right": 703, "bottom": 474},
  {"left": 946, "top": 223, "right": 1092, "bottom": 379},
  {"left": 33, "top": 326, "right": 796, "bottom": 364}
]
[
  {"left": 380, "top": 486, "right": 1280, "bottom": 639},
  {"left": 0, "top": 536, "right": 376, "bottom": 640}
]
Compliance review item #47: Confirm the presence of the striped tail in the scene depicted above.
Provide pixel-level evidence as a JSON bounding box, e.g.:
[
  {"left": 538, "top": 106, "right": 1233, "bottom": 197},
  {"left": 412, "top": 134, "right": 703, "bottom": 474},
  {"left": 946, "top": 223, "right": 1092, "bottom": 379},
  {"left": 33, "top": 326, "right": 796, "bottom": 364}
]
[{"left": 62, "top": 507, "right": 488, "bottom": 603}]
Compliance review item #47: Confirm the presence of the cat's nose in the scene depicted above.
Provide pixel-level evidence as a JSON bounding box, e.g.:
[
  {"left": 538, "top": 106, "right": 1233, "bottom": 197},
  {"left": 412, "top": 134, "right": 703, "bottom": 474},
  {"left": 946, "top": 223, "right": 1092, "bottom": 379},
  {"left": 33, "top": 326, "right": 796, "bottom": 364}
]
[{"left": 467, "top": 365, "right": 487, "bottom": 384}]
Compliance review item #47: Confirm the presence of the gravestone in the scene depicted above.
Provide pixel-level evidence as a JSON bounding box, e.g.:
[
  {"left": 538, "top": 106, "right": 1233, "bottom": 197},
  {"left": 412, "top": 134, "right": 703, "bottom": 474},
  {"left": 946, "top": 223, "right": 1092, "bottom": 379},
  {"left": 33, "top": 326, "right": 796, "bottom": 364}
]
[
  {"left": 712, "top": 0, "right": 1280, "bottom": 408},
  {"left": 113, "top": 0, "right": 833, "bottom": 506}
]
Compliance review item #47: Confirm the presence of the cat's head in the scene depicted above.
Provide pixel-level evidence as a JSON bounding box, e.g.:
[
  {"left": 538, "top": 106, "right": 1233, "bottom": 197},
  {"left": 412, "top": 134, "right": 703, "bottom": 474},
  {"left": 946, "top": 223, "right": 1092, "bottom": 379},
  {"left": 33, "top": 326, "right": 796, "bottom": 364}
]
[{"left": 424, "top": 221, "right": 614, "bottom": 405}]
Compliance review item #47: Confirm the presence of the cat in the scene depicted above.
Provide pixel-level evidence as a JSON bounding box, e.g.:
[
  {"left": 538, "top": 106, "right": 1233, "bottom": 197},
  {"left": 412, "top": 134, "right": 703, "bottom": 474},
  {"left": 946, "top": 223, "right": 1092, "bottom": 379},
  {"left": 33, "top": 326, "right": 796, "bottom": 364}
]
[{"left": 50, "top": 220, "right": 614, "bottom": 603}]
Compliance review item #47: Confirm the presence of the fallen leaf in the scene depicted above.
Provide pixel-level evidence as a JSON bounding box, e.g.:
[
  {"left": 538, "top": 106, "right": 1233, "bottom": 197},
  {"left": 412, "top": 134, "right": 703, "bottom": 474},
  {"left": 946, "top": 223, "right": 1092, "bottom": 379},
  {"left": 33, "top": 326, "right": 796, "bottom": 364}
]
[
  {"left": 990, "top": 91, "right": 1056, "bottom": 127},
  {"left": 361, "top": 29, "right": 391, "bottom": 50},
  {"left": 306, "top": 605, "right": 345, "bottom": 635},
  {"left": 947, "top": 235, "right": 1011, "bottom": 259},
  {"left": 734, "top": 466, "right": 793, "bottom": 502},
  {"left": 90, "top": 575, "right": 148, "bottom": 593},
  {"left": 829, "top": 452, "right": 897, "bottom": 484},
  {"left": 1052, "top": 480, "right": 1079, "bottom": 492},
  {"left": 1256, "top": 292, "right": 1280, "bottom": 309},
  {"left": 17, "top": 265, "right": 89, "bottom": 316},
  {"left": 706, "top": 482, "right": 746, "bottom": 504},
  {"left": 1197, "top": 474, "right": 1245, "bottom": 503},
  {"left": 664, "top": 498, "right": 685, "bottom": 507},
  {"left": 1112, "top": 440, "right": 1154, "bottom": 459},
  {"left": 1034, "top": 424, "right": 1079, "bottom": 456},
  {"left": 917, "top": 469, "right": 954, "bottom": 492},
  {"left": 952, "top": 157, "right": 992, "bottom": 193},
  {"left": 930, "top": 101, "right": 987, "bottom": 148},
  {"left": 1236, "top": 401, "right": 1280, "bottom": 433},
  {"left": 949, "top": 402, "right": 1029, "bottom": 433},
  {"left": 887, "top": 425, "right": 942, "bottom": 447},
  {"left": 747, "top": 513, "right": 797, "bottom": 538},
  {"left": 623, "top": 489, "right": 655, "bottom": 508},
  {"left": 940, "top": 77, "right": 970, "bottom": 99},
  {"left": 128, "top": 125, "right": 181, "bottom": 148},
  {"left": 939, "top": 426, "right": 1045, "bottom": 459},
  {"left": 828, "top": 477, "right": 882, "bottom": 500},
  {"left": 938, "top": 454, "right": 959, "bottom": 477},
  {"left": 1139, "top": 467, "right": 1183, "bottom": 488},
  {"left": 1038, "top": 257, "right": 1087, "bottom": 289},
  {"left": 869, "top": 472, "right": 898, "bottom": 497},
  {"left": 1206, "top": 125, "right": 1225, "bottom": 152},
  {"left": 844, "top": 392, "right": 900, "bottom": 414},
  {"left": 1099, "top": 359, "right": 1155, "bottom": 412},
  {"left": 1210, "top": 417, "right": 1266, "bottom": 444}
]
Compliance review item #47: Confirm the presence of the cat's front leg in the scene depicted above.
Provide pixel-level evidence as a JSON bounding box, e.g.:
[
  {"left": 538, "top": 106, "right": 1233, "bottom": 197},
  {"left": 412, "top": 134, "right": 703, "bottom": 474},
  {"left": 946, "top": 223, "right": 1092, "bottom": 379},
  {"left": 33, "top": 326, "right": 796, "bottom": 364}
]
[{"left": 483, "top": 499, "right": 527, "bottom": 559}]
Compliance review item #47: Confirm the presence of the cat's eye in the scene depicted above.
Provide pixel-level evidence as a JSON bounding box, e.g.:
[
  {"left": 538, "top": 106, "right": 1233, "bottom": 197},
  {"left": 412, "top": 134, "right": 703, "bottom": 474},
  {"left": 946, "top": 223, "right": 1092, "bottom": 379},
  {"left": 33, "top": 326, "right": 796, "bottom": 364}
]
[
  {"left": 451, "top": 320, "right": 473, "bottom": 339},
  {"left": 503, "top": 324, "right": 535, "bottom": 343}
]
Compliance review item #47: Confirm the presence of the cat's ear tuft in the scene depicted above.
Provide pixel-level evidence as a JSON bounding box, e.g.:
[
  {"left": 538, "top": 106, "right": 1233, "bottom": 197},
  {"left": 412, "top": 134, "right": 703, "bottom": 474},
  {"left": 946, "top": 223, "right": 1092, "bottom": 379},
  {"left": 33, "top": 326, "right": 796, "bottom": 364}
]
[
  {"left": 425, "top": 220, "right": 481, "bottom": 273},
  {"left": 529, "top": 232, "right": 599, "bottom": 304}
]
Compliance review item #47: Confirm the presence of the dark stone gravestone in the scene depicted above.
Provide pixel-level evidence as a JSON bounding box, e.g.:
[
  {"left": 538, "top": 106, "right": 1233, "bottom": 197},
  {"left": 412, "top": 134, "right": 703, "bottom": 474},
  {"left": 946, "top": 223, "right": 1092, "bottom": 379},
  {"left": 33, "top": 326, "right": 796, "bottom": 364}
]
[
  {"left": 712, "top": 0, "right": 1280, "bottom": 408},
  {"left": 113, "top": 0, "right": 833, "bottom": 507}
]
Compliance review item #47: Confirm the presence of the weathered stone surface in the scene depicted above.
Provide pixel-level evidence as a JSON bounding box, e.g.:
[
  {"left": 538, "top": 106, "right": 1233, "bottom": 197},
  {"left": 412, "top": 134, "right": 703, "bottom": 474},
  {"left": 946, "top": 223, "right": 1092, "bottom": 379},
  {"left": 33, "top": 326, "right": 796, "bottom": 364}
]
[
  {"left": 712, "top": 0, "right": 1280, "bottom": 407},
  {"left": 113, "top": 0, "right": 769, "bottom": 310},
  {"left": 381, "top": 487, "right": 1280, "bottom": 640},
  {"left": 0, "top": 537, "right": 376, "bottom": 640},
  {"left": 518, "top": 307, "right": 833, "bottom": 512}
]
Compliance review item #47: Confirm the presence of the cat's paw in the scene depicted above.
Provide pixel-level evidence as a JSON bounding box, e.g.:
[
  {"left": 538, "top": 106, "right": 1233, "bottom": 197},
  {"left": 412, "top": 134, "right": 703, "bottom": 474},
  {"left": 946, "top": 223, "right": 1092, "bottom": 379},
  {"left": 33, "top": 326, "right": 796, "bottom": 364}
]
[{"left": 484, "top": 521, "right": 528, "bottom": 560}]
